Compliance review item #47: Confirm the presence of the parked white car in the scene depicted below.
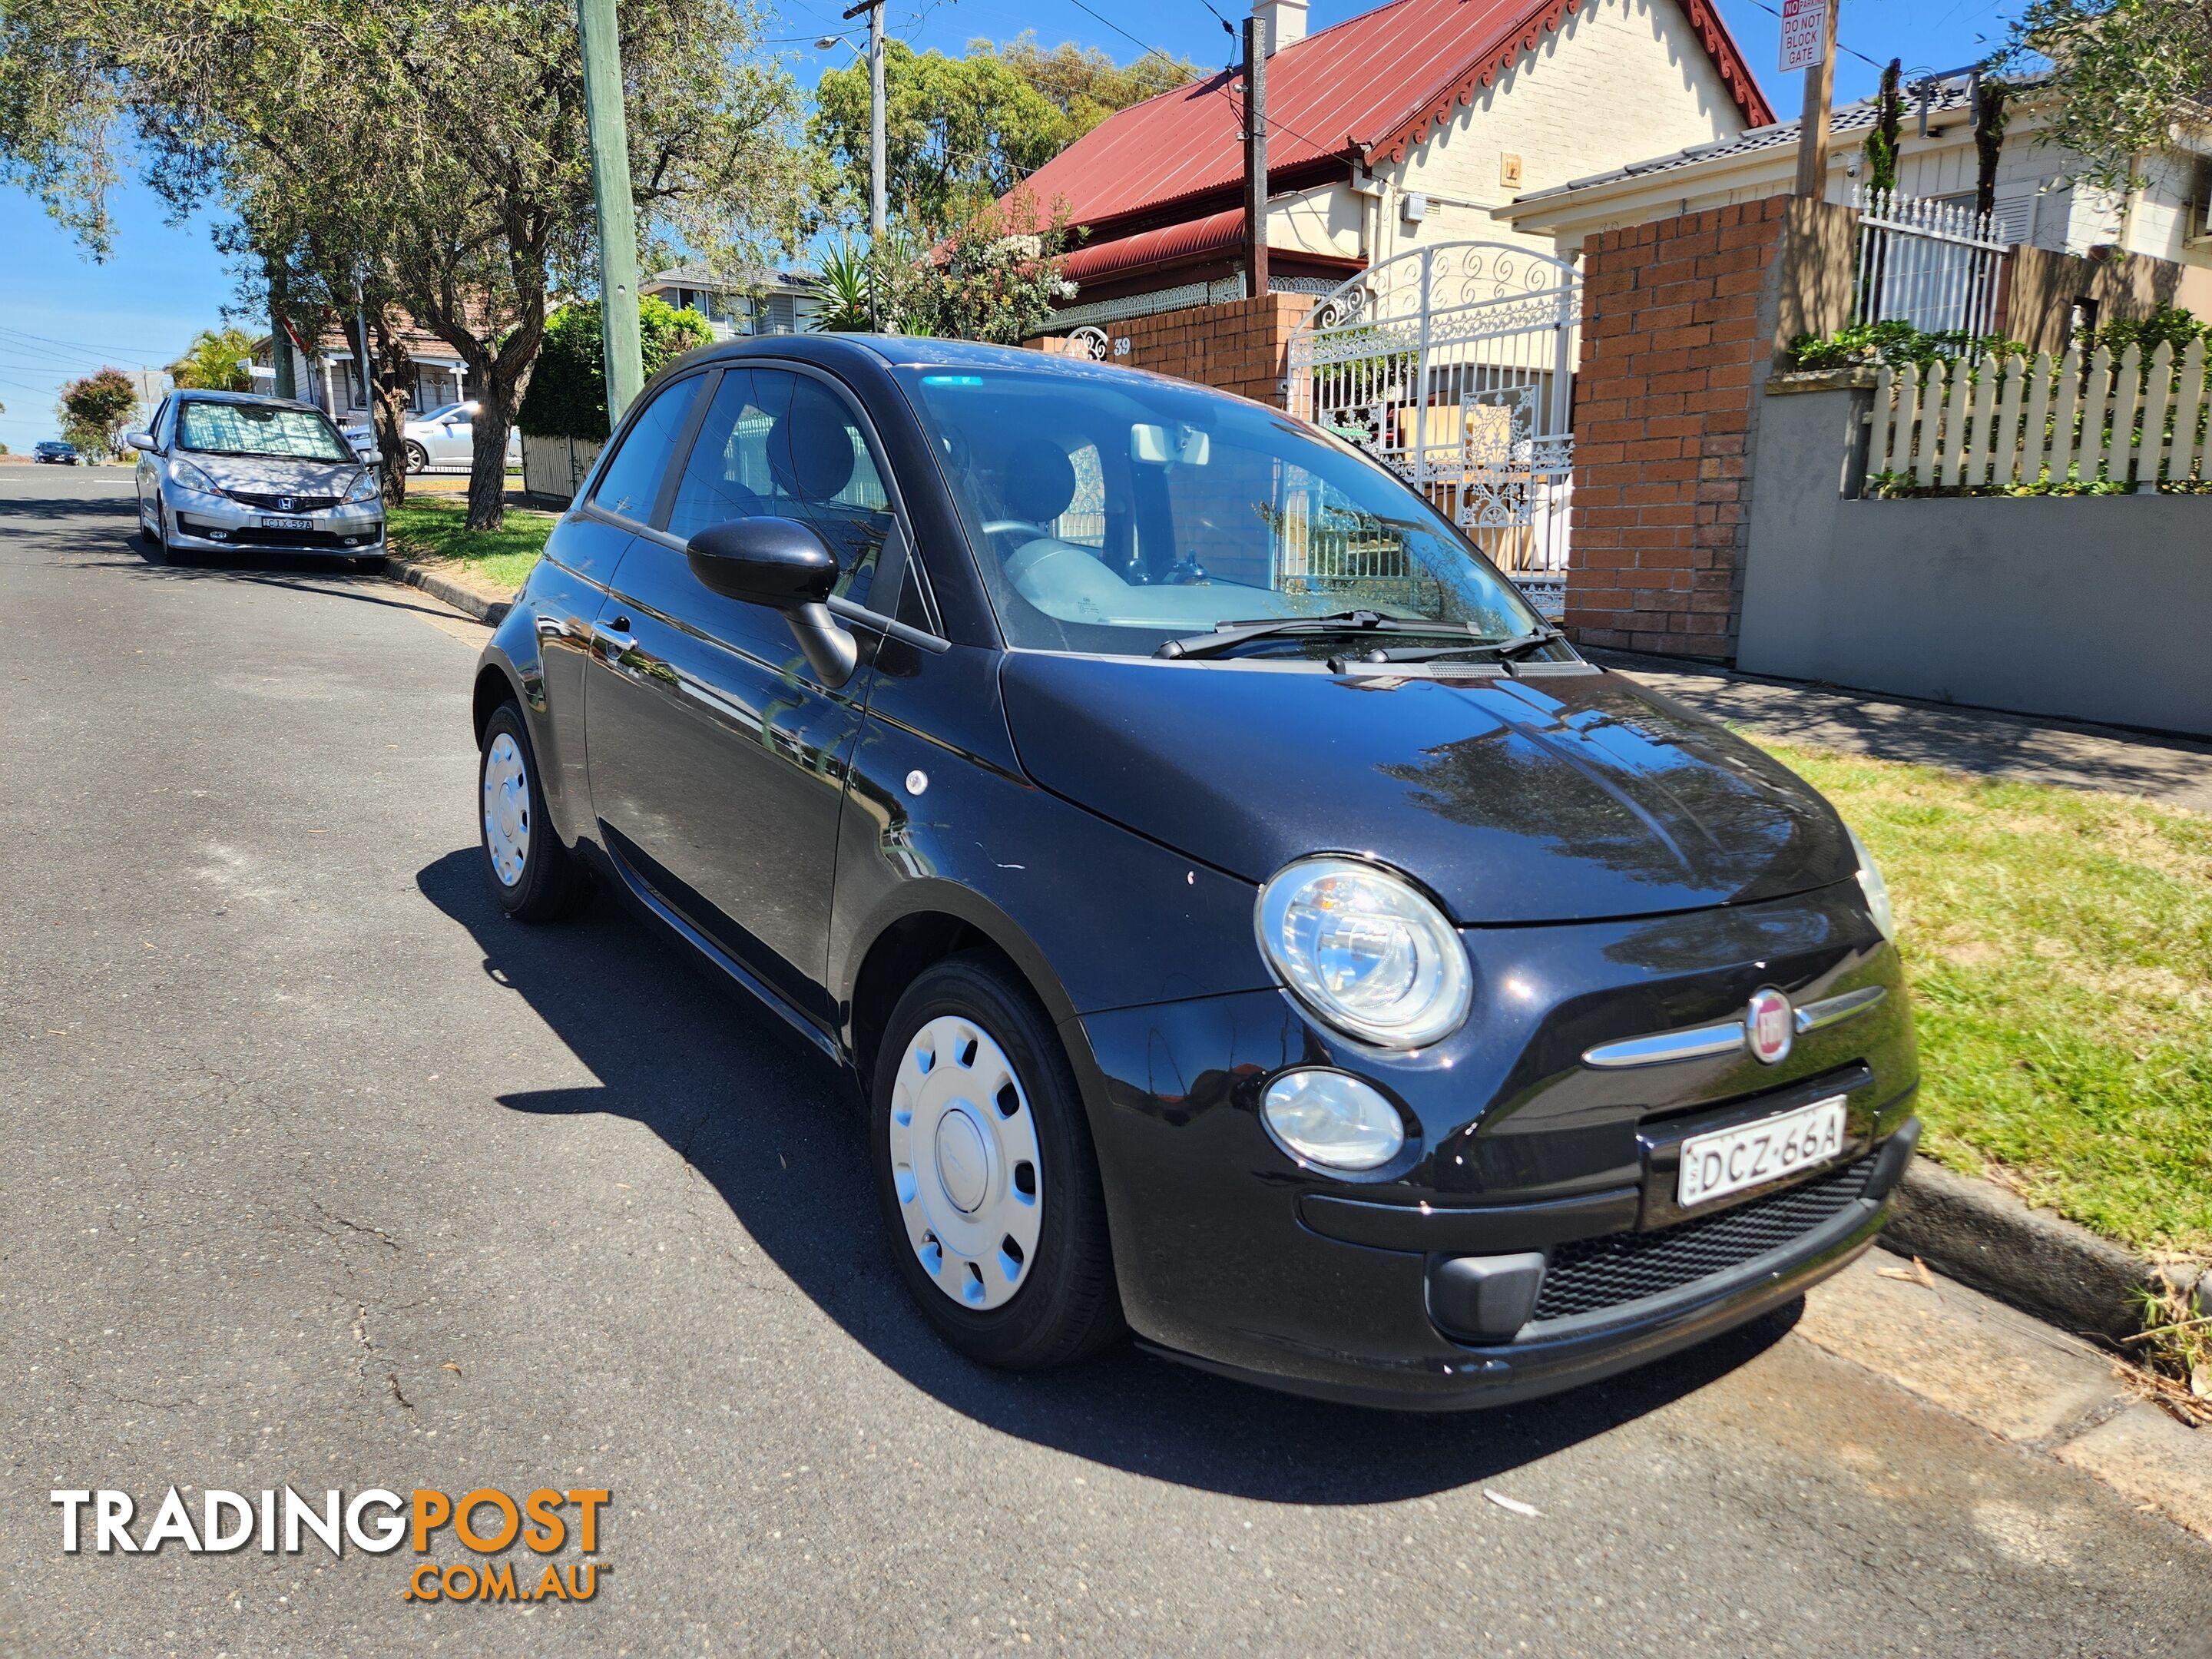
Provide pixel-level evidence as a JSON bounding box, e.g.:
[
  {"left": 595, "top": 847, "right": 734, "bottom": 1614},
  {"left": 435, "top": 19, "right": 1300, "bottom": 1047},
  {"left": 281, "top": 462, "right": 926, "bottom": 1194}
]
[{"left": 342, "top": 402, "right": 522, "bottom": 473}]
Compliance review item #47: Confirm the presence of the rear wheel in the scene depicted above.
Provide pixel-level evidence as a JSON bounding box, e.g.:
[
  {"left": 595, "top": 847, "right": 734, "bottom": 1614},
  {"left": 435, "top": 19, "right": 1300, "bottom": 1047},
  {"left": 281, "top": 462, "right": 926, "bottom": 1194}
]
[
  {"left": 871, "top": 955, "right": 1124, "bottom": 1369},
  {"left": 403, "top": 441, "right": 430, "bottom": 475},
  {"left": 478, "top": 701, "right": 586, "bottom": 921}
]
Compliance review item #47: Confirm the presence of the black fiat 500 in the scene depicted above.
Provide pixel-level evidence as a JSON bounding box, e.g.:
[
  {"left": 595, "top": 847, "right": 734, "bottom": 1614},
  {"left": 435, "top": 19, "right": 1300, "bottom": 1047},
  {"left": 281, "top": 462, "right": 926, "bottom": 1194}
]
[{"left": 472, "top": 335, "right": 1918, "bottom": 1409}]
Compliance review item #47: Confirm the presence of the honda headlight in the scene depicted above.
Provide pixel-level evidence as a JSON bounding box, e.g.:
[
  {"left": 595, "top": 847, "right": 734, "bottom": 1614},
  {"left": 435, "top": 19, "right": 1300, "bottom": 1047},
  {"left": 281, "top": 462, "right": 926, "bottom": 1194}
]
[
  {"left": 1846, "top": 826, "right": 1897, "bottom": 942},
  {"left": 346, "top": 469, "right": 381, "bottom": 503},
  {"left": 1255, "top": 856, "right": 1471, "bottom": 1048},
  {"left": 168, "top": 457, "right": 226, "bottom": 497}
]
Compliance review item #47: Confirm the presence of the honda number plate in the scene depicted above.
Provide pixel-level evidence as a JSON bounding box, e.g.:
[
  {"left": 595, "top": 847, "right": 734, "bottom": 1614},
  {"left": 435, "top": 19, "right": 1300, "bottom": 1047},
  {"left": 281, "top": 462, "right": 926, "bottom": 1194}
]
[
  {"left": 1677, "top": 1095, "right": 1846, "bottom": 1208},
  {"left": 262, "top": 516, "right": 313, "bottom": 531}
]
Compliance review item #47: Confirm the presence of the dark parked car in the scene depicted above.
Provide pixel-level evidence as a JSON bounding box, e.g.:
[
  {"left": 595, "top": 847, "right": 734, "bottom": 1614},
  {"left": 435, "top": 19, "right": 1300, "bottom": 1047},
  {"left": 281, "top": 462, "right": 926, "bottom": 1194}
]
[
  {"left": 35, "top": 439, "right": 81, "bottom": 465},
  {"left": 472, "top": 336, "right": 1919, "bottom": 1408}
]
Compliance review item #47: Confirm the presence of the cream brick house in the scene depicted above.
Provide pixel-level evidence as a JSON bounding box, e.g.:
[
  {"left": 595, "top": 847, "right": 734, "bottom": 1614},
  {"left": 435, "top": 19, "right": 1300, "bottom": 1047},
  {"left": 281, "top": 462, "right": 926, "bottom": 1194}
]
[{"left": 1017, "top": 0, "right": 1775, "bottom": 330}]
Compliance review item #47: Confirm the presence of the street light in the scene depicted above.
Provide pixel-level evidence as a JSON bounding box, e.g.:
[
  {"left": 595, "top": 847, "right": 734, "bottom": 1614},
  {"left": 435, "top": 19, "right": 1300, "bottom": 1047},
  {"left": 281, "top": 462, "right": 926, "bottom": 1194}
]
[{"left": 819, "top": 8, "right": 886, "bottom": 247}]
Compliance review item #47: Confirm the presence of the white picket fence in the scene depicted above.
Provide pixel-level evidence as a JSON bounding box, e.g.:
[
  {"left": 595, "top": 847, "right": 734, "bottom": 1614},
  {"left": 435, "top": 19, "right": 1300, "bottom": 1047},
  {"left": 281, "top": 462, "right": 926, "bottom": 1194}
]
[
  {"left": 1852, "top": 186, "right": 2008, "bottom": 337},
  {"left": 1866, "top": 339, "right": 2212, "bottom": 494}
]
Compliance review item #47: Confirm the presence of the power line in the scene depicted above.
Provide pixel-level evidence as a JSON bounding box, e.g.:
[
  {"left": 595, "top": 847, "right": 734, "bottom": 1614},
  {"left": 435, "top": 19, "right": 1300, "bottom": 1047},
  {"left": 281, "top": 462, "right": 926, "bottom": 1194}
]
[{"left": 1732, "top": 0, "right": 1890, "bottom": 72}]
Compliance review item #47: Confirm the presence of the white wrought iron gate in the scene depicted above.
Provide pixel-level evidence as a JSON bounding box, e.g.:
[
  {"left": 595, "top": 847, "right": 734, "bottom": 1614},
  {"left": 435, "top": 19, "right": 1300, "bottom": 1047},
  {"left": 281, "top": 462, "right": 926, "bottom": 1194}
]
[{"left": 1285, "top": 242, "right": 1580, "bottom": 618}]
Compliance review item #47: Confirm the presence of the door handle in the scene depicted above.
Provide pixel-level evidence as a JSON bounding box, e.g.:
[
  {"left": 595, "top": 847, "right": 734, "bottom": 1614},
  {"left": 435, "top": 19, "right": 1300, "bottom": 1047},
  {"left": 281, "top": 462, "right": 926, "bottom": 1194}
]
[{"left": 592, "top": 618, "right": 636, "bottom": 658}]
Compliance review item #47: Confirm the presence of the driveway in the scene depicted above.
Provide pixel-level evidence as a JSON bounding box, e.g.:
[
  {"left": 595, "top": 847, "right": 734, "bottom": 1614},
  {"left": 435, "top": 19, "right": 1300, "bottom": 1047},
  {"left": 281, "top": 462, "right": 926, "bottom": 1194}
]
[{"left": 2, "top": 470, "right": 2205, "bottom": 1656}]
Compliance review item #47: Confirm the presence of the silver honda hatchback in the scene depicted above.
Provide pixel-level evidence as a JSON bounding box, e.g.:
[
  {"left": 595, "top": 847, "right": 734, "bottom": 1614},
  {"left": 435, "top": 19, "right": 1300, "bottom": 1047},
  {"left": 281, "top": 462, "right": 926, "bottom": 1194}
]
[{"left": 128, "top": 390, "right": 387, "bottom": 563}]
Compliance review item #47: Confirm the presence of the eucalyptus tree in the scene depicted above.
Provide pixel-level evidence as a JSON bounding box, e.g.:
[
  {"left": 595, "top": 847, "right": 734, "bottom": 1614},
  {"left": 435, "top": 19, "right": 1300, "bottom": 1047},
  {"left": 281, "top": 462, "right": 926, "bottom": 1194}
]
[
  {"left": 0, "top": 0, "right": 813, "bottom": 528},
  {"left": 2005, "top": 0, "right": 2212, "bottom": 191}
]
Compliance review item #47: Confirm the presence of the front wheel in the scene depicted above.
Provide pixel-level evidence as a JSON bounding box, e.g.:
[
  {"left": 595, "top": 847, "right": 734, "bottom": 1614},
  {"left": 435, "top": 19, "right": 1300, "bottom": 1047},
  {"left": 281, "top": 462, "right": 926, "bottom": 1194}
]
[
  {"left": 872, "top": 955, "right": 1124, "bottom": 1369},
  {"left": 478, "top": 702, "right": 586, "bottom": 921}
]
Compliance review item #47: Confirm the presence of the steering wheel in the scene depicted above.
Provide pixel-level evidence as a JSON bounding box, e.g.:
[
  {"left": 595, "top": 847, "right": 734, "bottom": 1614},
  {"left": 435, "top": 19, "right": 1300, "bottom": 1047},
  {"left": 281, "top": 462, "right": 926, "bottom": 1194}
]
[{"left": 980, "top": 519, "right": 1045, "bottom": 538}]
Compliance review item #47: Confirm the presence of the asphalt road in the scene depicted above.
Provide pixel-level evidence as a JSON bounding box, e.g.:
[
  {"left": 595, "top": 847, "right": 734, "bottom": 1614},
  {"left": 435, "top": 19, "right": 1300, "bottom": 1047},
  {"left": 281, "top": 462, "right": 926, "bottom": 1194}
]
[{"left": 2, "top": 466, "right": 2207, "bottom": 1657}]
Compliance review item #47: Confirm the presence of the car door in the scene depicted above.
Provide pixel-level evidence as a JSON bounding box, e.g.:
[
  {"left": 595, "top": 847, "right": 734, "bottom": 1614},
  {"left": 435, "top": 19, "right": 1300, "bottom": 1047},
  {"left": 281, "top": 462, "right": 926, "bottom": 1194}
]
[
  {"left": 135, "top": 398, "right": 171, "bottom": 523},
  {"left": 584, "top": 363, "right": 896, "bottom": 1027},
  {"left": 530, "top": 370, "right": 707, "bottom": 837},
  {"left": 426, "top": 406, "right": 468, "bottom": 466}
]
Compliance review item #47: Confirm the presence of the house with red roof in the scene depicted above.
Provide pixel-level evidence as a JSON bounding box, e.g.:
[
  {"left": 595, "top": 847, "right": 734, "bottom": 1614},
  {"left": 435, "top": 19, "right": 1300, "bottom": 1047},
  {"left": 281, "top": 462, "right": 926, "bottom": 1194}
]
[{"left": 1022, "top": 0, "right": 1773, "bottom": 332}]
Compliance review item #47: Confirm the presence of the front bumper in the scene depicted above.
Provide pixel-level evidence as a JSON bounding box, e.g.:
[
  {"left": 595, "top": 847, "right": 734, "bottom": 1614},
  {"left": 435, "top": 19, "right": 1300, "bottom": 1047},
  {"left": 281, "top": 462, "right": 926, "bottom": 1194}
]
[
  {"left": 168, "top": 490, "right": 385, "bottom": 555},
  {"left": 1064, "top": 882, "right": 1920, "bottom": 1410}
]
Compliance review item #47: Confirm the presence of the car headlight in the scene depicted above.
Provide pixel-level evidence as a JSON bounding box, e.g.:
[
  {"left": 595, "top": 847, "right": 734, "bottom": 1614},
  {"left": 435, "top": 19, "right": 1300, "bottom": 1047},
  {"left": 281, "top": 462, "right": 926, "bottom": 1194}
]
[
  {"left": 1254, "top": 856, "right": 1472, "bottom": 1048},
  {"left": 346, "top": 469, "right": 381, "bottom": 503},
  {"left": 168, "top": 457, "right": 226, "bottom": 497},
  {"left": 1846, "top": 826, "right": 1897, "bottom": 942},
  {"left": 1261, "top": 1070, "right": 1406, "bottom": 1171}
]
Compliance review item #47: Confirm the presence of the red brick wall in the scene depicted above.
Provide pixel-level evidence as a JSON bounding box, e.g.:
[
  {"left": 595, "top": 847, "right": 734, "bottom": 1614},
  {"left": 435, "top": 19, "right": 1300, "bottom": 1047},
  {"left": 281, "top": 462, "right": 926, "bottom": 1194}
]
[
  {"left": 1031, "top": 293, "right": 1316, "bottom": 404},
  {"left": 1568, "top": 197, "right": 1794, "bottom": 660}
]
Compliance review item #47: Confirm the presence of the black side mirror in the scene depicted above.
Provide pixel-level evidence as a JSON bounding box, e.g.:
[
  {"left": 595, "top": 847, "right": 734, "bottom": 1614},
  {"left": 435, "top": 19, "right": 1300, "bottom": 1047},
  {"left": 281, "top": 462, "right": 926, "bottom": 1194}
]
[{"left": 684, "top": 516, "right": 858, "bottom": 687}]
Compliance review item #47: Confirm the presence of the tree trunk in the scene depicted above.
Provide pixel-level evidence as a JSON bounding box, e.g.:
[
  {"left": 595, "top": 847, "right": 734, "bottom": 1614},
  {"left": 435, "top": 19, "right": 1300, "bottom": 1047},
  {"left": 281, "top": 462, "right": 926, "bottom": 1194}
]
[
  {"left": 368, "top": 320, "right": 414, "bottom": 506},
  {"left": 466, "top": 373, "right": 514, "bottom": 530}
]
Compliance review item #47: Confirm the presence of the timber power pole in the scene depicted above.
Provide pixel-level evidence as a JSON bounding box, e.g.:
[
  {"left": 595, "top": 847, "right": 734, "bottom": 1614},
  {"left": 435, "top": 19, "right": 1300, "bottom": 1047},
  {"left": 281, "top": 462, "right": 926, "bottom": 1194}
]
[
  {"left": 578, "top": 0, "right": 644, "bottom": 421},
  {"left": 1791, "top": 0, "right": 1841, "bottom": 198},
  {"left": 1243, "top": 14, "right": 1269, "bottom": 300}
]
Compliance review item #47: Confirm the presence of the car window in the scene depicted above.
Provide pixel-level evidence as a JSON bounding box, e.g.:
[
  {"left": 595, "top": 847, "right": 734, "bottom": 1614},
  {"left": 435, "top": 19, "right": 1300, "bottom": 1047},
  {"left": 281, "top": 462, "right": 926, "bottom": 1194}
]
[
  {"left": 666, "top": 367, "right": 889, "bottom": 610},
  {"left": 897, "top": 366, "right": 1542, "bottom": 657},
  {"left": 176, "top": 400, "right": 353, "bottom": 463},
  {"left": 590, "top": 376, "right": 702, "bottom": 523}
]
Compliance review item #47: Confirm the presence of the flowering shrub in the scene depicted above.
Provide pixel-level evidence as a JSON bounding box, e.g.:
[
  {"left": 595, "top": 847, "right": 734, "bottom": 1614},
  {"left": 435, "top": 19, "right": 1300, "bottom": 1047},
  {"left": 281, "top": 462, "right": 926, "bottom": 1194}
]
[{"left": 893, "top": 199, "right": 1078, "bottom": 344}]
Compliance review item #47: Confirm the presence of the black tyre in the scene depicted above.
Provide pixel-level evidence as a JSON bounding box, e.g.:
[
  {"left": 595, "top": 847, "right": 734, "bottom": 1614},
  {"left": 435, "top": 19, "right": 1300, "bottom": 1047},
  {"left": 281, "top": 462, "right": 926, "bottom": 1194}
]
[
  {"left": 154, "top": 502, "right": 190, "bottom": 565},
  {"left": 404, "top": 441, "right": 431, "bottom": 475},
  {"left": 871, "top": 954, "right": 1124, "bottom": 1369},
  {"left": 478, "top": 701, "right": 587, "bottom": 922}
]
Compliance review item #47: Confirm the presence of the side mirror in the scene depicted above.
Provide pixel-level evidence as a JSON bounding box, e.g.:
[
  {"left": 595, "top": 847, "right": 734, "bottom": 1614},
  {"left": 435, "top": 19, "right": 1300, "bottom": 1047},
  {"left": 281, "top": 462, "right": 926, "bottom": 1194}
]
[
  {"left": 685, "top": 516, "right": 858, "bottom": 687},
  {"left": 124, "top": 431, "right": 154, "bottom": 453}
]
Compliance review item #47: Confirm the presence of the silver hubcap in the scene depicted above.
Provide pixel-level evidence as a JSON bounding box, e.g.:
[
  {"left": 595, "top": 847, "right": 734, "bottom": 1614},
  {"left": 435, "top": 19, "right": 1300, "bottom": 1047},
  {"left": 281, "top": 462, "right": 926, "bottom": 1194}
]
[
  {"left": 482, "top": 732, "right": 531, "bottom": 887},
  {"left": 889, "top": 1015, "right": 1043, "bottom": 1310}
]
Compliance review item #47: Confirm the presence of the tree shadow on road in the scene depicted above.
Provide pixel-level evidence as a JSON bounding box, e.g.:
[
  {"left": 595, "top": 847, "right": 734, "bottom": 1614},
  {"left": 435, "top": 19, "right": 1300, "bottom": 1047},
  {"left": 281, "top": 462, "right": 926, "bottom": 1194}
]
[{"left": 416, "top": 846, "right": 1799, "bottom": 1506}]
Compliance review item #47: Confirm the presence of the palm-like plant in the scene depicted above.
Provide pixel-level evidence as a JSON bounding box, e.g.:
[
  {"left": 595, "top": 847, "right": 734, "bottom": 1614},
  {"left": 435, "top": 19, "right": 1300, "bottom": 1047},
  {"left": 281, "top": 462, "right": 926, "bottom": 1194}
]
[
  {"left": 810, "top": 237, "right": 874, "bottom": 332},
  {"left": 167, "top": 326, "right": 258, "bottom": 392}
]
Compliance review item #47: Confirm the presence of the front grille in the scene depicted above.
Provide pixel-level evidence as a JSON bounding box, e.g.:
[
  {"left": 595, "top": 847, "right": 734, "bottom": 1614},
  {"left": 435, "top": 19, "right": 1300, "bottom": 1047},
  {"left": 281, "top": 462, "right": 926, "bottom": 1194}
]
[
  {"left": 179, "top": 517, "right": 378, "bottom": 549},
  {"left": 1532, "top": 1155, "right": 1878, "bottom": 1323},
  {"left": 228, "top": 491, "right": 341, "bottom": 511}
]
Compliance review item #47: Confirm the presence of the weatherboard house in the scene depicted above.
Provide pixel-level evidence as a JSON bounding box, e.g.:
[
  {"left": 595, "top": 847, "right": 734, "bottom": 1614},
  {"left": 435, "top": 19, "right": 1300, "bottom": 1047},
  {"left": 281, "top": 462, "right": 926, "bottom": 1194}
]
[{"left": 1022, "top": 0, "right": 1775, "bottom": 331}]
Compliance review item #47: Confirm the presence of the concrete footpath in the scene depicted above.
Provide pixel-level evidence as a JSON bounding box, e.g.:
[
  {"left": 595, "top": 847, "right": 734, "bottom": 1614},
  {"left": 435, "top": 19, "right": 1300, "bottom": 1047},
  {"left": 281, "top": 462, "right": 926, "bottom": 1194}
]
[{"left": 1591, "top": 648, "right": 2212, "bottom": 814}]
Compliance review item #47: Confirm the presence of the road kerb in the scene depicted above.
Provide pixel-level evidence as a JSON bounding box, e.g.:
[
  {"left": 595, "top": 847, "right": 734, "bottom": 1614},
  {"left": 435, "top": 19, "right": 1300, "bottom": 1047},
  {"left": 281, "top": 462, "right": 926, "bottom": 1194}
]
[
  {"left": 1882, "top": 1157, "right": 2166, "bottom": 1343},
  {"left": 386, "top": 554, "right": 512, "bottom": 627}
]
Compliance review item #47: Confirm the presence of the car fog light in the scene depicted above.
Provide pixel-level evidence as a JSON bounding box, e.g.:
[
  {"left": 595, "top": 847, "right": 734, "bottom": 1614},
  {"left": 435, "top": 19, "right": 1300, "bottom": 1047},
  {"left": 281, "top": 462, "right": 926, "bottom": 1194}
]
[{"left": 1261, "top": 1070, "right": 1406, "bottom": 1171}]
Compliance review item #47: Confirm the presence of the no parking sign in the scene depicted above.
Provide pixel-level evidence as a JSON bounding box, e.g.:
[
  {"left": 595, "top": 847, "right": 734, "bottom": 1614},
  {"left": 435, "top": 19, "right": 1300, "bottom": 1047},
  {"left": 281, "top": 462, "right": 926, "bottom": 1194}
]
[{"left": 1779, "top": 0, "right": 1828, "bottom": 71}]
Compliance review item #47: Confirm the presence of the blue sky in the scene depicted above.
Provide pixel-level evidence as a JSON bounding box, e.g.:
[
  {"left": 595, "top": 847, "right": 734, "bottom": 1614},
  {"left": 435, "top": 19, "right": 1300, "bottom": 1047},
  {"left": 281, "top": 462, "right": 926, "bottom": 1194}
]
[{"left": 0, "top": 0, "right": 2018, "bottom": 452}]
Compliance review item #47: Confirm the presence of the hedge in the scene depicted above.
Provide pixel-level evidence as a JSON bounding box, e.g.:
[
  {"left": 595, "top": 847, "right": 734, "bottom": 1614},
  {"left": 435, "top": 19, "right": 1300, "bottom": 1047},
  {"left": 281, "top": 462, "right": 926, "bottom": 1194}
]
[{"left": 518, "top": 296, "right": 716, "bottom": 440}]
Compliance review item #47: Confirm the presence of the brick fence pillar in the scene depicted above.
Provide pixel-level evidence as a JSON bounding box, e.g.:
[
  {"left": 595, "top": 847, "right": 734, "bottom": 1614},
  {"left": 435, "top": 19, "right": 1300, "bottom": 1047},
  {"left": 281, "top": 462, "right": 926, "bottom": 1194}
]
[
  {"left": 1567, "top": 195, "right": 1848, "bottom": 661},
  {"left": 1031, "top": 293, "right": 1316, "bottom": 404}
]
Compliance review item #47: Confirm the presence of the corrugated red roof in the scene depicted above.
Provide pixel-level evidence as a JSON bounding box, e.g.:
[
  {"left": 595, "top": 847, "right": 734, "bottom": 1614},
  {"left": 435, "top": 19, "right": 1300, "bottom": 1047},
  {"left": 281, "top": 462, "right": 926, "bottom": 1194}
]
[
  {"left": 1021, "top": 0, "right": 1771, "bottom": 234},
  {"left": 1058, "top": 207, "right": 1363, "bottom": 287}
]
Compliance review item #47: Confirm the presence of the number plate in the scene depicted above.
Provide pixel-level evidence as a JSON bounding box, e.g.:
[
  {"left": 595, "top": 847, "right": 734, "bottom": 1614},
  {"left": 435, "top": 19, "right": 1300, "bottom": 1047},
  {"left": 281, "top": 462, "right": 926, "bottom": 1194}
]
[
  {"left": 1677, "top": 1096, "right": 1847, "bottom": 1209},
  {"left": 262, "top": 515, "right": 313, "bottom": 531}
]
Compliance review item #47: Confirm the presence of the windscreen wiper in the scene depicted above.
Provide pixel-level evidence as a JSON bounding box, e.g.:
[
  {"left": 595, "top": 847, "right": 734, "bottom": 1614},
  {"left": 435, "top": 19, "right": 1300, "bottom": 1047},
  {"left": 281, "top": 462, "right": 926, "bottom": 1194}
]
[
  {"left": 1155, "top": 610, "right": 1487, "bottom": 661},
  {"left": 1346, "top": 627, "right": 1565, "bottom": 669}
]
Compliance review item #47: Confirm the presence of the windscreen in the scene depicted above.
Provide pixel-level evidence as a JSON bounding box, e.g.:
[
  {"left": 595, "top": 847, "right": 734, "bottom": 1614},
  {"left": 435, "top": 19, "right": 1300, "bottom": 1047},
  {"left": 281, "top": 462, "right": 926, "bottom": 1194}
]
[
  {"left": 895, "top": 365, "right": 1541, "bottom": 657},
  {"left": 177, "top": 401, "right": 354, "bottom": 463}
]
